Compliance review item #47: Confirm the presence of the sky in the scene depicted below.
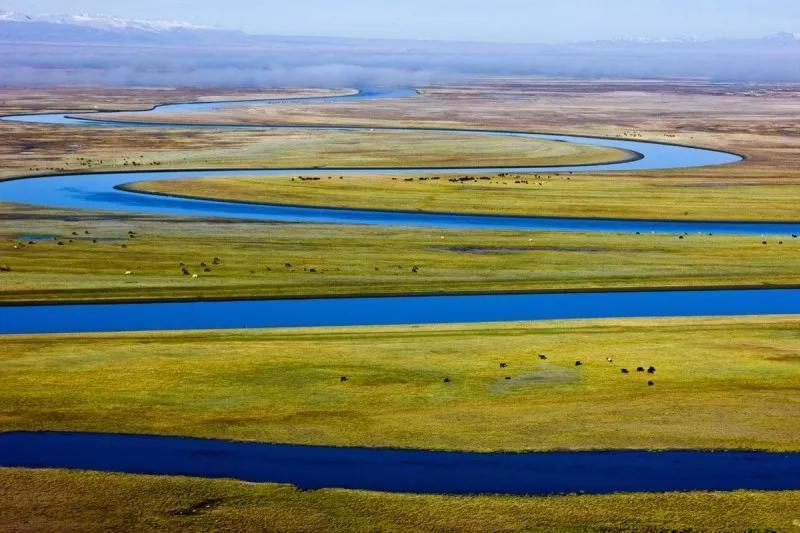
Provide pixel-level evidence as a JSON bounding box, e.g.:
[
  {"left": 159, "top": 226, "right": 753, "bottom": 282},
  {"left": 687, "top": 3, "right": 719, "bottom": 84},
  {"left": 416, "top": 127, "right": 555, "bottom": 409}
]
[{"left": 3, "top": 0, "right": 800, "bottom": 43}]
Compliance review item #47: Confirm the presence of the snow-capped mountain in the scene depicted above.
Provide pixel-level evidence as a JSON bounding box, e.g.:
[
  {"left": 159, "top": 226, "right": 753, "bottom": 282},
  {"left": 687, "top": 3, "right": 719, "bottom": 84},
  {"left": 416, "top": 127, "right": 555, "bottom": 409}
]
[
  {"left": 0, "top": 10, "right": 32, "bottom": 21},
  {"left": 0, "top": 10, "right": 210, "bottom": 32},
  {"left": 767, "top": 31, "right": 800, "bottom": 41},
  {"left": 0, "top": 9, "right": 249, "bottom": 45},
  {"left": 50, "top": 13, "right": 210, "bottom": 32},
  {"left": 589, "top": 32, "right": 800, "bottom": 46}
]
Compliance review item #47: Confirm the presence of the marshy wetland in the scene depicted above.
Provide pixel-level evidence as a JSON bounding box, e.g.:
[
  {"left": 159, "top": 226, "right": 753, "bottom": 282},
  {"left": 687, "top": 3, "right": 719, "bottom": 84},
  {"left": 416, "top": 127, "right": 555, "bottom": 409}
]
[{"left": 1, "top": 80, "right": 800, "bottom": 531}]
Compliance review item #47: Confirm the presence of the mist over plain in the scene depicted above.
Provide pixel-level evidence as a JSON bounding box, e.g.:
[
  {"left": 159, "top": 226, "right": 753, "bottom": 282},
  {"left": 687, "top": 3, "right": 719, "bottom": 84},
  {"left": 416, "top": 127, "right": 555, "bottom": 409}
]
[{"left": 2, "top": 21, "right": 799, "bottom": 86}]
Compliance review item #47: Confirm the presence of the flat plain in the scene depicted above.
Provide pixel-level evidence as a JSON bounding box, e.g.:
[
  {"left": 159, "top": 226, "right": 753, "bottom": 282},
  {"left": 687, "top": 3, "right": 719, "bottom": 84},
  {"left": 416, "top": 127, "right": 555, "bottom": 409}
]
[
  {"left": 2, "top": 204, "right": 799, "bottom": 303},
  {"left": 2, "top": 82, "right": 800, "bottom": 303},
  {"left": 2, "top": 80, "right": 799, "bottom": 531}
]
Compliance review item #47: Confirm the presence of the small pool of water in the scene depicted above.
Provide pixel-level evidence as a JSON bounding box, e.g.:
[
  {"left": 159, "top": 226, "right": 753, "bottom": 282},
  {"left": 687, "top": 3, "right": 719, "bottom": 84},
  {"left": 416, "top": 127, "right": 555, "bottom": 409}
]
[{"left": 15, "top": 235, "right": 57, "bottom": 241}]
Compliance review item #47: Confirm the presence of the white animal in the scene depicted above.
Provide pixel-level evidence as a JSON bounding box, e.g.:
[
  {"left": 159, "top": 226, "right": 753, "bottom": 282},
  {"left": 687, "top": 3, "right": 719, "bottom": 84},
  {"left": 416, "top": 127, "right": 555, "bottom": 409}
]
[
  {"left": 192, "top": 274, "right": 199, "bottom": 279},
  {"left": 124, "top": 271, "right": 132, "bottom": 275}
]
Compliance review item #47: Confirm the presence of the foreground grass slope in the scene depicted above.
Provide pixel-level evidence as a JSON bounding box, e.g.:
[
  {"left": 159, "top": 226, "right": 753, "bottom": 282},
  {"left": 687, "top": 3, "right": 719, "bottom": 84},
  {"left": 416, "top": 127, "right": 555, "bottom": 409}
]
[
  {"left": 2, "top": 316, "right": 799, "bottom": 452},
  {"left": 2, "top": 206, "right": 799, "bottom": 303},
  {"left": 2, "top": 468, "right": 798, "bottom": 532}
]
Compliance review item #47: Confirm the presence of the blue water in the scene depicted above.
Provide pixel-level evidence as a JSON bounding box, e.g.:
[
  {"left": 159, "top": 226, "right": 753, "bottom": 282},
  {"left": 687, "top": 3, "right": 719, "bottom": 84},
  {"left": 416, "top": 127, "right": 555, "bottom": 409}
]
[
  {"left": 10, "top": 166, "right": 800, "bottom": 235},
  {"left": 3, "top": 288, "right": 799, "bottom": 335},
  {"left": 1, "top": 432, "right": 798, "bottom": 495},
  {"left": 0, "top": 87, "right": 412, "bottom": 125}
]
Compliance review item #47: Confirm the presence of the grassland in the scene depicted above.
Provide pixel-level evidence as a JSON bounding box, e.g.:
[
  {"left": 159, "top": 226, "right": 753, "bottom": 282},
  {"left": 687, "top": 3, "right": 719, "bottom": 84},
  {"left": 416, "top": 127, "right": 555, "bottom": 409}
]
[
  {"left": 115, "top": 80, "right": 800, "bottom": 221},
  {"left": 2, "top": 205, "right": 800, "bottom": 303},
  {"left": 2, "top": 82, "right": 799, "bottom": 531},
  {"left": 0, "top": 86, "right": 630, "bottom": 181},
  {"left": 2, "top": 316, "right": 799, "bottom": 452},
  {"left": 3, "top": 468, "right": 799, "bottom": 532},
  {"left": 131, "top": 170, "right": 800, "bottom": 221},
  {"left": 0, "top": 87, "right": 395, "bottom": 181},
  {"left": 0, "top": 124, "right": 629, "bottom": 180}
]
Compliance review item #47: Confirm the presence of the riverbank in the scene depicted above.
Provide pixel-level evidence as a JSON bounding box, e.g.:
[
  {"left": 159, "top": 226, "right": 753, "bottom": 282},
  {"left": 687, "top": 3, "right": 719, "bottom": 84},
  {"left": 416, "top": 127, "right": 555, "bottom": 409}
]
[{"left": 2, "top": 468, "right": 798, "bottom": 532}]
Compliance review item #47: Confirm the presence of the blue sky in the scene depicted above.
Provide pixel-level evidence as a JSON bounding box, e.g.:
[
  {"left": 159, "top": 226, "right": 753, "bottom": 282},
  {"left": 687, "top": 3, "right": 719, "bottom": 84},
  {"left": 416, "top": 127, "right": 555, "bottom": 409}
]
[{"left": 5, "top": 0, "right": 800, "bottom": 43}]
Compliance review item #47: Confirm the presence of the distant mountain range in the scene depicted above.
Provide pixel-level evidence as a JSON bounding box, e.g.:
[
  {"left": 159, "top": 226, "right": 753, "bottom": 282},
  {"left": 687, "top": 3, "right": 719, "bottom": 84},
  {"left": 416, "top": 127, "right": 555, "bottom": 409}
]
[
  {"left": 0, "top": 11, "right": 210, "bottom": 31},
  {"left": 0, "top": 10, "right": 263, "bottom": 46},
  {"left": 1, "top": 10, "right": 798, "bottom": 86},
  {"left": 1, "top": 9, "right": 797, "bottom": 48}
]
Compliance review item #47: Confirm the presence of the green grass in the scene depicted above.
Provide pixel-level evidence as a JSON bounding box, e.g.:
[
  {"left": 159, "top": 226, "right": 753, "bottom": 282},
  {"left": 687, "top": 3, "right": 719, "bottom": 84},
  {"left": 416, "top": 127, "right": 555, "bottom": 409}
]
[
  {"left": 0, "top": 127, "right": 630, "bottom": 180},
  {"left": 113, "top": 128, "right": 629, "bottom": 168},
  {"left": 2, "top": 206, "right": 799, "bottom": 303},
  {"left": 2, "top": 84, "right": 799, "bottom": 532},
  {"left": 2, "top": 316, "right": 799, "bottom": 452},
  {"left": 2, "top": 468, "right": 799, "bottom": 532},
  {"left": 130, "top": 171, "right": 800, "bottom": 222}
]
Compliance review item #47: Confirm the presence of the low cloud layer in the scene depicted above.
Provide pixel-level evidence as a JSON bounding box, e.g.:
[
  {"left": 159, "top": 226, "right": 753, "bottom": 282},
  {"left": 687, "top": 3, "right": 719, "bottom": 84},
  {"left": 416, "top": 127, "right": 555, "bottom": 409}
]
[{"left": 2, "top": 33, "right": 799, "bottom": 87}]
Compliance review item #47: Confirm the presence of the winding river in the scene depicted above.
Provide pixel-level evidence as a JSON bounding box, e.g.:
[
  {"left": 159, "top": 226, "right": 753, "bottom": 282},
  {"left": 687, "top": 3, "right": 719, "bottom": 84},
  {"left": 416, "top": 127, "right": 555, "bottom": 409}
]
[
  {"left": 1, "top": 87, "right": 799, "bottom": 495},
  {"left": 8, "top": 87, "right": 797, "bottom": 235}
]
